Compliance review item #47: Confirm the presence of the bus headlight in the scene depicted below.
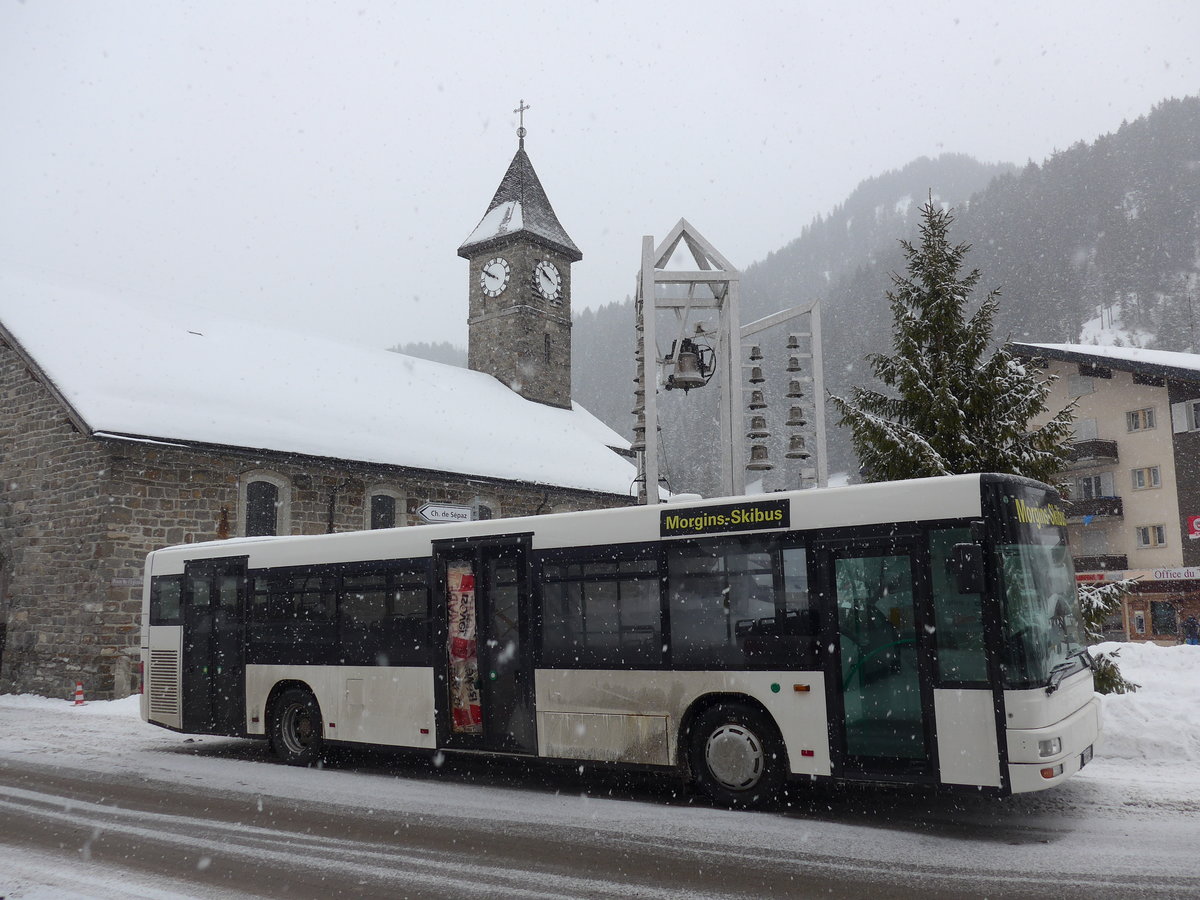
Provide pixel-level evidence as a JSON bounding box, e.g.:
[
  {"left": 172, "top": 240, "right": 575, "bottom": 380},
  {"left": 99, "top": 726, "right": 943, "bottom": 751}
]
[{"left": 1038, "top": 737, "right": 1062, "bottom": 758}]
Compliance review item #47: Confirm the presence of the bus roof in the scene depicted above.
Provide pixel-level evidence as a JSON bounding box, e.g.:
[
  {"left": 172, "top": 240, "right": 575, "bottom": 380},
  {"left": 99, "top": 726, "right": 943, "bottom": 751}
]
[{"left": 145, "top": 473, "right": 1042, "bottom": 576}]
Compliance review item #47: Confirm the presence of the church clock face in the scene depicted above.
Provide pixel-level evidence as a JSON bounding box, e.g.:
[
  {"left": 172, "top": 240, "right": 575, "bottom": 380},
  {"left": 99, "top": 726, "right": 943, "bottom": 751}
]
[
  {"left": 534, "top": 260, "right": 562, "bottom": 303},
  {"left": 480, "top": 257, "right": 511, "bottom": 297}
]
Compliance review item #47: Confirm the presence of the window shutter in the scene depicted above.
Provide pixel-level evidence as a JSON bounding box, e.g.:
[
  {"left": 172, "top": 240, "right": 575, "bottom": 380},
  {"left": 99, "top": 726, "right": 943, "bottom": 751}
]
[
  {"left": 1172, "top": 401, "right": 1192, "bottom": 433},
  {"left": 1100, "top": 471, "right": 1115, "bottom": 497},
  {"left": 1074, "top": 418, "right": 1099, "bottom": 440}
]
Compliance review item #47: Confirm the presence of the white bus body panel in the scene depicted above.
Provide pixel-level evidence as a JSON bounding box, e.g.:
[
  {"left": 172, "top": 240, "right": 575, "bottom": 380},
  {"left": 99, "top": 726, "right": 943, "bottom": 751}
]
[
  {"left": 933, "top": 688, "right": 1002, "bottom": 787},
  {"left": 245, "top": 664, "right": 437, "bottom": 749},
  {"left": 535, "top": 669, "right": 831, "bottom": 776},
  {"left": 144, "top": 625, "right": 183, "bottom": 730},
  {"left": 1004, "top": 668, "right": 1102, "bottom": 793}
]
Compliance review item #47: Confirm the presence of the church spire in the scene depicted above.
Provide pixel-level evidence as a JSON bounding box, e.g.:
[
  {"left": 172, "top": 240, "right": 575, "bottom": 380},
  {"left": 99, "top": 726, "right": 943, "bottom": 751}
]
[{"left": 457, "top": 102, "right": 581, "bottom": 262}]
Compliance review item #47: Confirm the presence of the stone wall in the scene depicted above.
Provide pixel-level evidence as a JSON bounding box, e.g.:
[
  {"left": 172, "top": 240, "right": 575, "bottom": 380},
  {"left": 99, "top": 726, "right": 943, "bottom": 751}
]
[
  {"left": 466, "top": 242, "right": 574, "bottom": 409},
  {"left": 0, "top": 339, "right": 112, "bottom": 699}
]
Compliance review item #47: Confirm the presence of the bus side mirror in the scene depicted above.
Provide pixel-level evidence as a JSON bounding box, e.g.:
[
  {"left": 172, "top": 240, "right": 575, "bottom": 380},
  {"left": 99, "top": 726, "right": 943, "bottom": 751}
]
[{"left": 949, "top": 543, "right": 985, "bottom": 594}]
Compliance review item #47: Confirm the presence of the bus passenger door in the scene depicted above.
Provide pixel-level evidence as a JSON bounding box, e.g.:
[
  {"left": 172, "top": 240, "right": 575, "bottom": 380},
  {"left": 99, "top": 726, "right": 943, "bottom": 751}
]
[
  {"left": 436, "top": 540, "right": 535, "bottom": 754},
  {"left": 181, "top": 556, "right": 247, "bottom": 736},
  {"left": 817, "top": 539, "right": 937, "bottom": 780}
]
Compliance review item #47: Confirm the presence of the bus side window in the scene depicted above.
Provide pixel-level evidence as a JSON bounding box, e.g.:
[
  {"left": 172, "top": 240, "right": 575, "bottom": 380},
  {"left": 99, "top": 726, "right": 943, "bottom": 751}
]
[
  {"left": 668, "top": 541, "right": 816, "bottom": 669},
  {"left": 392, "top": 583, "right": 429, "bottom": 621},
  {"left": 340, "top": 574, "right": 388, "bottom": 623},
  {"left": 540, "top": 556, "right": 661, "bottom": 667},
  {"left": 930, "top": 527, "right": 987, "bottom": 683},
  {"left": 150, "top": 576, "right": 184, "bottom": 625}
]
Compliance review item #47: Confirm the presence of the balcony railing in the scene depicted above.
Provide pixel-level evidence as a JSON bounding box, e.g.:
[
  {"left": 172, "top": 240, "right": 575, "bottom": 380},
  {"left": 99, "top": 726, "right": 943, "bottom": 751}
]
[
  {"left": 1066, "top": 496, "right": 1124, "bottom": 520},
  {"left": 1067, "top": 439, "right": 1118, "bottom": 466},
  {"left": 1072, "top": 554, "right": 1129, "bottom": 573}
]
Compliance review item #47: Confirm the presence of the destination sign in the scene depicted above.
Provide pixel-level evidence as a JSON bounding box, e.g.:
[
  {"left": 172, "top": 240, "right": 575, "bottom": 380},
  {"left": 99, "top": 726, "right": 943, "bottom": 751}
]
[{"left": 660, "top": 498, "right": 790, "bottom": 538}]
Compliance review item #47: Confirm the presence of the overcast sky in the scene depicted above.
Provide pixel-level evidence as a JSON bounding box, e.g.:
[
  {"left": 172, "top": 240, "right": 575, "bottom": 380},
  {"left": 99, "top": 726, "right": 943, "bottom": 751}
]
[{"left": 2, "top": 1, "right": 1197, "bottom": 350}]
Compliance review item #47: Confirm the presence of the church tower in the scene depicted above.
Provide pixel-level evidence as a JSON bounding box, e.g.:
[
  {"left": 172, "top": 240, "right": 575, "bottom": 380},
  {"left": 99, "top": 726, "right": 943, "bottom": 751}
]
[{"left": 458, "top": 107, "right": 581, "bottom": 409}]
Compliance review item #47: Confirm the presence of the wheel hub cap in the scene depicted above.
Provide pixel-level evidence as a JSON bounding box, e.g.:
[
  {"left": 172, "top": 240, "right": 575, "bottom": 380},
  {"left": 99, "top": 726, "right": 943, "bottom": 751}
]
[{"left": 705, "top": 724, "right": 765, "bottom": 790}]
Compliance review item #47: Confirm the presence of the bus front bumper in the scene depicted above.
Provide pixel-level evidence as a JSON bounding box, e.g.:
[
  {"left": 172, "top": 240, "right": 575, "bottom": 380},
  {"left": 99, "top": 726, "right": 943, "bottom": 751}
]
[{"left": 1006, "top": 694, "right": 1102, "bottom": 793}]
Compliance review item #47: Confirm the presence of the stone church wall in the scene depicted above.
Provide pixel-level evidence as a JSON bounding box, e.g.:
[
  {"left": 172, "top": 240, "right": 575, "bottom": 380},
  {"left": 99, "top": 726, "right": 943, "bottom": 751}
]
[
  {"left": 2, "top": 340, "right": 629, "bottom": 700},
  {"left": 0, "top": 339, "right": 113, "bottom": 699}
]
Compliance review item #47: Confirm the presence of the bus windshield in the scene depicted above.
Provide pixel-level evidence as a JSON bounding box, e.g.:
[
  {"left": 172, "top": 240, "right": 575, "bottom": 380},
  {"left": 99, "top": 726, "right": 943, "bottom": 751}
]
[{"left": 996, "top": 535, "right": 1088, "bottom": 690}]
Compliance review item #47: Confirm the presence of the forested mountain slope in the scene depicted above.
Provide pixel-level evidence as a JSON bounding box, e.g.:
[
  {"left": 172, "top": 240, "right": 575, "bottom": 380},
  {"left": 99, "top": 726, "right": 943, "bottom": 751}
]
[{"left": 573, "top": 97, "right": 1200, "bottom": 491}]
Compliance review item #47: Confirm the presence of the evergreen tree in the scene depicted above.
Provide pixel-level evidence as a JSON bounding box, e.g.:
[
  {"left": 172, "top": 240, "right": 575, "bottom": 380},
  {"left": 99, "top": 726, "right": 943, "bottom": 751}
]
[
  {"left": 1079, "top": 579, "right": 1139, "bottom": 694},
  {"left": 830, "top": 199, "right": 1075, "bottom": 483}
]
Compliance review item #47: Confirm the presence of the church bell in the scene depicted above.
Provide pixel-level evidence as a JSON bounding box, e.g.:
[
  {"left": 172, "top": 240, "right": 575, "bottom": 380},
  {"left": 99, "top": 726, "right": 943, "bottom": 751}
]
[
  {"left": 667, "top": 338, "right": 708, "bottom": 392},
  {"left": 746, "top": 444, "right": 773, "bottom": 471},
  {"left": 785, "top": 435, "right": 810, "bottom": 460}
]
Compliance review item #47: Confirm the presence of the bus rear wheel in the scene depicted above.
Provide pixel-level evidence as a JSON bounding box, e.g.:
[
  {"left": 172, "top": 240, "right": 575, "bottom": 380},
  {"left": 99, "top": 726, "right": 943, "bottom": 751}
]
[
  {"left": 690, "top": 703, "right": 786, "bottom": 809},
  {"left": 270, "top": 687, "right": 324, "bottom": 767}
]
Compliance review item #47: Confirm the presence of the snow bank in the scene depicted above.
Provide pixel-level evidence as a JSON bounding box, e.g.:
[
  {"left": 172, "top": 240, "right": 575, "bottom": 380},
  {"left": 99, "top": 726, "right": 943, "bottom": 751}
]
[{"left": 1093, "top": 641, "right": 1200, "bottom": 764}]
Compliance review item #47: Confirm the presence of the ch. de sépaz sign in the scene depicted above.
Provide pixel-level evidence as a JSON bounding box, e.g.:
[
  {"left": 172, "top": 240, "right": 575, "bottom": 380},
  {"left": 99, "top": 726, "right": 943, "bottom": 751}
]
[{"left": 418, "top": 503, "right": 473, "bottom": 524}]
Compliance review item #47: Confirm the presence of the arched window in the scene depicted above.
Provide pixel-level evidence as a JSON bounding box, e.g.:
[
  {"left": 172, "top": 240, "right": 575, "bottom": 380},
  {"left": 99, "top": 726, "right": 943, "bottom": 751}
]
[
  {"left": 246, "top": 482, "right": 278, "bottom": 536},
  {"left": 238, "top": 471, "right": 290, "bottom": 537},
  {"left": 365, "top": 486, "right": 405, "bottom": 530}
]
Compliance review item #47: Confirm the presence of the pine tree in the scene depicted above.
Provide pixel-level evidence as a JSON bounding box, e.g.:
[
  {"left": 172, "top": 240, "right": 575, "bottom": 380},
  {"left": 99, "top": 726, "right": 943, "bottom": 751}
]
[
  {"left": 832, "top": 200, "right": 1137, "bottom": 692},
  {"left": 1079, "top": 579, "right": 1139, "bottom": 694},
  {"left": 830, "top": 199, "right": 1075, "bottom": 483}
]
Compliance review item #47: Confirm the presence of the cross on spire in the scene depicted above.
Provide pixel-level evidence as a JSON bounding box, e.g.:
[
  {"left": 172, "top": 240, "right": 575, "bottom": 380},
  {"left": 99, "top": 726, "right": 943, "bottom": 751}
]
[{"left": 514, "top": 99, "right": 530, "bottom": 148}]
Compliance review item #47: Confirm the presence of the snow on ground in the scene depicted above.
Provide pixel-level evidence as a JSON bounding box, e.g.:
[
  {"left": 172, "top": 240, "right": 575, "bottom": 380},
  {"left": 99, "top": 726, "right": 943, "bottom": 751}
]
[
  {"left": 1078, "top": 308, "right": 1156, "bottom": 348},
  {"left": 1091, "top": 641, "right": 1200, "bottom": 765},
  {"left": 2, "top": 644, "right": 1199, "bottom": 800},
  {"left": 1, "top": 643, "right": 1199, "bottom": 896}
]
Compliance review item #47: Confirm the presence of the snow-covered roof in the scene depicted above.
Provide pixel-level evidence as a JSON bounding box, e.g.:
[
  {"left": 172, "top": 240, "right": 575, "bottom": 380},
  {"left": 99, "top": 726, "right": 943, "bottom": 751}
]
[
  {"left": 1011, "top": 342, "right": 1200, "bottom": 382},
  {"left": 461, "top": 200, "right": 524, "bottom": 248},
  {"left": 0, "top": 271, "right": 635, "bottom": 496},
  {"left": 457, "top": 146, "right": 582, "bottom": 262}
]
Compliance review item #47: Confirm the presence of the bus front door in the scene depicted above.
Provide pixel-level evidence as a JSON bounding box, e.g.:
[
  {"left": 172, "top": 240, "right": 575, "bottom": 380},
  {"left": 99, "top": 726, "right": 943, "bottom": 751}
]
[
  {"left": 181, "top": 556, "right": 247, "bottom": 736},
  {"left": 437, "top": 541, "right": 535, "bottom": 754},
  {"left": 820, "top": 540, "right": 937, "bottom": 780}
]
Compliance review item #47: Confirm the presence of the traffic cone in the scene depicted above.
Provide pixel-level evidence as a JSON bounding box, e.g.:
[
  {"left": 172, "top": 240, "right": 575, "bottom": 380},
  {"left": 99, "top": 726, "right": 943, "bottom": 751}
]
[{"left": 73, "top": 682, "right": 85, "bottom": 706}]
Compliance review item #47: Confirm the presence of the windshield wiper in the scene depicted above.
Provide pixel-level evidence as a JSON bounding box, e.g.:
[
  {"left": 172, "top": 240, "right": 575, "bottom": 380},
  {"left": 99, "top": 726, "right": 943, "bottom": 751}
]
[{"left": 1045, "top": 648, "right": 1091, "bottom": 695}]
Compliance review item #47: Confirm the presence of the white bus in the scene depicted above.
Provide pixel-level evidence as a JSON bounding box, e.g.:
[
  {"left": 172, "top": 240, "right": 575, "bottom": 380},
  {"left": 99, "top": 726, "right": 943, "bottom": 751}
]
[{"left": 140, "top": 473, "right": 1100, "bottom": 807}]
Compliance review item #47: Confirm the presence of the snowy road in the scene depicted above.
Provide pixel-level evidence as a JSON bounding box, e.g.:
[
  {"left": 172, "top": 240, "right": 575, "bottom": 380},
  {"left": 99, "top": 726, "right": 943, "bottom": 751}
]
[{"left": 2, "top": 643, "right": 1199, "bottom": 899}]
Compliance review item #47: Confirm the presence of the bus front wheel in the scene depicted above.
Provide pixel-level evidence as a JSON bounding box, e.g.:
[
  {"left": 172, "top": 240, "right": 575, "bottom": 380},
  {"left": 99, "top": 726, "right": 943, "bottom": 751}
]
[
  {"left": 689, "top": 703, "right": 786, "bottom": 809},
  {"left": 269, "top": 687, "right": 324, "bottom": 766}
]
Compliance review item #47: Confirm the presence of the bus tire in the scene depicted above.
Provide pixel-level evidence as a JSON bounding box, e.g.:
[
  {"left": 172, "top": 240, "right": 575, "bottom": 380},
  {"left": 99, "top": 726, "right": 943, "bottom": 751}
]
[
  {"left": 269, "top": 687, "right": 324, "bottom": 767},
  {"left": 689, "top": 703, "right": 786, "bottom": 809}
]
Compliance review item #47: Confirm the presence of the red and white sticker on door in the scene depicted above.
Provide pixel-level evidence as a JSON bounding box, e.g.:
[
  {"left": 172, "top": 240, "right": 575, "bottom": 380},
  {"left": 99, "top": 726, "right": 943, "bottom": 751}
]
[{"left": 447, "top": 563, "right": 483, "bottom": 733}]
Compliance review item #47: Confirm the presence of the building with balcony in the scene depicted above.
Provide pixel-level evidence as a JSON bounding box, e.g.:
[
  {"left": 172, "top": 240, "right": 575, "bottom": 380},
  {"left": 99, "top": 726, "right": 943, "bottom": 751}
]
[{"left": 1013, "top": 343, "right": 1200, "bottom": 644}]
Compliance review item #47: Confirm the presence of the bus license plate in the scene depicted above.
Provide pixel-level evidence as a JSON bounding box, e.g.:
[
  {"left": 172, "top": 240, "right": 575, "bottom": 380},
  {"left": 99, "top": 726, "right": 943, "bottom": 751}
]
[{"left": 1080, "top": 745, "right": 1093, "bottom": 768}]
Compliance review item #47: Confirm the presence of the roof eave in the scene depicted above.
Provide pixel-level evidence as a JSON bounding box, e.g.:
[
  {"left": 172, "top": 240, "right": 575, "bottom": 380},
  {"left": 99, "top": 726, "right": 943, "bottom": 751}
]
[
  {"left": 0, "top": 319, "right": 93, "bottom": 436},
  {"left": 1009, "top": 341, "right": 1200, "bottom": 385},
  {"left": 89, "top": 430, "right": 633, "bottom": 500},
  {"left": 457, "top": 230, "right": 583, "bottom": 263}
]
